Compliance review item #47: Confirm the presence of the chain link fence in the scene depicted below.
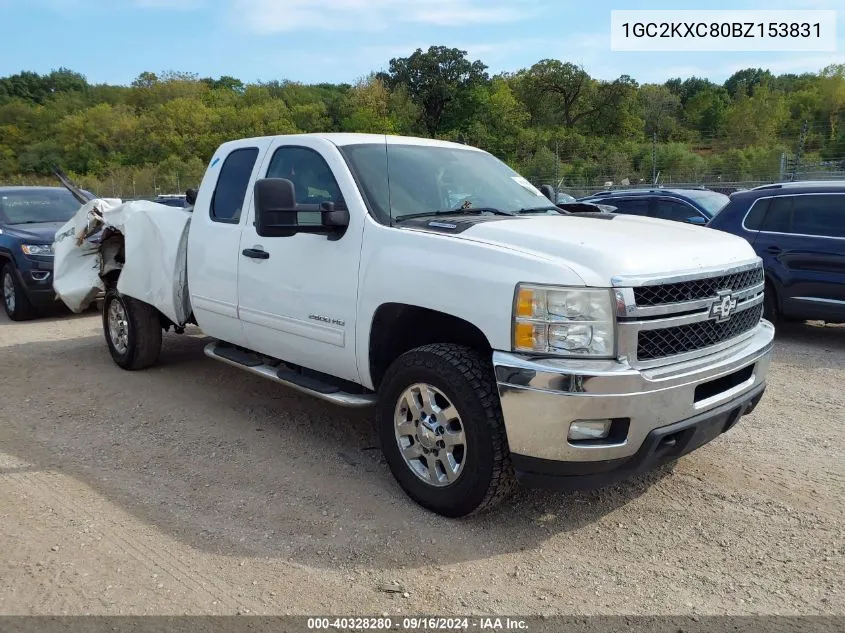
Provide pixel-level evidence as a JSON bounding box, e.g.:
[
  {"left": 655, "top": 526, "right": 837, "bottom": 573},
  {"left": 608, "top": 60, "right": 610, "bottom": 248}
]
[{"left": 531, "top": 159, "right": 845, "bottom": 199}]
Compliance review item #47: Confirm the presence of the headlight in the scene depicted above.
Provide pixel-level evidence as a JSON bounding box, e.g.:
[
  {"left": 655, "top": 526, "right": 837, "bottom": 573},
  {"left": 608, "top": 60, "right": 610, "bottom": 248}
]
[
  {"left": 21, "top": 244, "right": 54, "bottom": 256},
  {"left": 512, "top": 284, "right": 615, "bottom": 357}
]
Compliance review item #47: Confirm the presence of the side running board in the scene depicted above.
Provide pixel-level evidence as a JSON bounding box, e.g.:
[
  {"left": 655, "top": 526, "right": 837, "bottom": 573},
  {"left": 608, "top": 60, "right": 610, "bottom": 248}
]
[{"left": 204, "top": 342, "right": 377, "bottom": 408}]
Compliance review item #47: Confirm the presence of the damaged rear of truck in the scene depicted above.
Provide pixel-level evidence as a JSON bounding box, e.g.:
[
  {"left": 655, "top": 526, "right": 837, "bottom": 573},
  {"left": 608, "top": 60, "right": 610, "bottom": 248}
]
[{"left": 53, "top": 197, "right": 195, "bottom": 367}]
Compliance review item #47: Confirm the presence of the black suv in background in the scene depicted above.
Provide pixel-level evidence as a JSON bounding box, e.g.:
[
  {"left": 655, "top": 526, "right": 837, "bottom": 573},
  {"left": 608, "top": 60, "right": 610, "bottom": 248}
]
[
  {"left": 578, "top": 188, "right": 730, "bottom": 225},
  {"left": 707, "top": 181, "right": 845, "bottom": 324},
  {"left": 0, "top": 186, "right": 82, "bottom": 320}
]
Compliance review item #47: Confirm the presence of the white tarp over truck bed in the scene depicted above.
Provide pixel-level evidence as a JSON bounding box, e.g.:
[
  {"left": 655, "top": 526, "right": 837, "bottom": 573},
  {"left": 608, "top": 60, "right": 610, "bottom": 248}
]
[{"left": 52, "top": 198, "right": 192, "bottom": 325}]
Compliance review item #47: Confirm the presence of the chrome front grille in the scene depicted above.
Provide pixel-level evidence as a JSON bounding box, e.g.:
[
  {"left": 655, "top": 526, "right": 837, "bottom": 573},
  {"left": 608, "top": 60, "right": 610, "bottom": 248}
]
[
  {"left": 637, "top": 303, "right": 764, "bottom": 361},
  {"left": 614, "top": 260, "right": 766, "bottom": 367},
  {"left": 633, "top": 267, "right": 764, "bottom": 306}
]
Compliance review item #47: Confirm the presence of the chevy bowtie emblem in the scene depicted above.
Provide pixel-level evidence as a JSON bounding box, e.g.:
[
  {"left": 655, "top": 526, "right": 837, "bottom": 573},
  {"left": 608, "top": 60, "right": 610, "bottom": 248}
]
[{"left": 710, "top": 291, "right": 737, "bottom": 322}]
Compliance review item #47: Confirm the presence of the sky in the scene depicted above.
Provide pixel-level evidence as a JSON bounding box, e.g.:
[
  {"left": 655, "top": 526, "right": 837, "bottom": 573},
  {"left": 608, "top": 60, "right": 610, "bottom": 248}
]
[{"left": 0, "top": 0, "right": 843, "bottom": 87}]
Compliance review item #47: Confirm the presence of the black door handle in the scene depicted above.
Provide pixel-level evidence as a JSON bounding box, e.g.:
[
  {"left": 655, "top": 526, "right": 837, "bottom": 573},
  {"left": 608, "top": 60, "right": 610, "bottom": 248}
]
[
  {"left": 767, "top": 246, "right": 782, "bottom": 254},
  {"left": 242, "top": 248, "right": 269, "bottom": 259}
]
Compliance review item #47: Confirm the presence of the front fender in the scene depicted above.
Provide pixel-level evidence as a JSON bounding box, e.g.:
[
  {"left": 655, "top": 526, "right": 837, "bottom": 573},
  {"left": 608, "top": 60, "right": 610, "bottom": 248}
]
[{"left": 354, "top": 222, "right": 586, "bottom": 390}]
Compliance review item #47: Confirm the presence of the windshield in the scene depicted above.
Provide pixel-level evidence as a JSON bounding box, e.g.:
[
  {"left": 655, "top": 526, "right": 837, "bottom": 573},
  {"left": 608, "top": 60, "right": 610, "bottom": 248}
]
[
  {"left": 681, "top": 190, "right": 730, "bottom": 217},
  {"left": 338, "top": 142, "right": 556, "bottom": 223},
  {"left": 0, "top": 189, "right": 81, "bottom": 224}
]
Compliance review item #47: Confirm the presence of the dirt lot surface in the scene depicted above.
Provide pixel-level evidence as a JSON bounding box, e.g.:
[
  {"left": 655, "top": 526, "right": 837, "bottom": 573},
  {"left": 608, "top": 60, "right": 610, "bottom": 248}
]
[{"left": 0, "top": 308, "right": 842, "bottom": 616}]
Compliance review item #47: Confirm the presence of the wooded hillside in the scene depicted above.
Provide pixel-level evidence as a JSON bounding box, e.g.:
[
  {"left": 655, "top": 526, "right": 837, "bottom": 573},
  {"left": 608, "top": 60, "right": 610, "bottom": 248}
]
[{"left": 2, "top": 47, "right": 843, "bottom": 196}]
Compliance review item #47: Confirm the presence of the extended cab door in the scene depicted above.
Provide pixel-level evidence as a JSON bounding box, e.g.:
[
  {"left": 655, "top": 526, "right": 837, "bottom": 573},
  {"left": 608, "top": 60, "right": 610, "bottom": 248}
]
[
  {"left": 187, "top": 138, "right": 273, "bottom": 346},
  {"left": 237, "top": 137, "right": 365, "bottom": 383}
]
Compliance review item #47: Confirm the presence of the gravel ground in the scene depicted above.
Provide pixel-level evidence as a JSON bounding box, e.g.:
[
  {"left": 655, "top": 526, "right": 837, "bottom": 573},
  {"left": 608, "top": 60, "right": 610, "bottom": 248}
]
[{"left": 0, "top": 307, "right": 842, "bottom": 616}]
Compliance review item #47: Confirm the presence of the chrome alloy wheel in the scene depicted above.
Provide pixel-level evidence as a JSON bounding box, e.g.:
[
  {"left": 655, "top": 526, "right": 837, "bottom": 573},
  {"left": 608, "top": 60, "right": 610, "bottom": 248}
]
[
  {"left": 107, "top": 298, "right": 129, "bottom": 355},
  {"left": 394, "top": 383, "right": 466, "bottom": 487}
]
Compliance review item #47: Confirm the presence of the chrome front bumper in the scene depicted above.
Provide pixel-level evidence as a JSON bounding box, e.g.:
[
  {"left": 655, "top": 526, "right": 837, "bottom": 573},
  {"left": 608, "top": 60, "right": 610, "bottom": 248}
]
[{"left": 494, "top": 320, "right": 775, "bottom": 466}]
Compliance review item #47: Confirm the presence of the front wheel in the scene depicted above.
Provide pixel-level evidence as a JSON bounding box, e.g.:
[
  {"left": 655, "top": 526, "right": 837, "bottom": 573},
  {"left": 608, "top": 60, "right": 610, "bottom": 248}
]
[
  {"left": 2, "top": 263, "right": 35, "bottom": 321},
  {"left": 377, "top": 343, "right": 516, "bottom": 517},
  {"left": 102, "top": 289, "right": 163, "bottom": 370}
]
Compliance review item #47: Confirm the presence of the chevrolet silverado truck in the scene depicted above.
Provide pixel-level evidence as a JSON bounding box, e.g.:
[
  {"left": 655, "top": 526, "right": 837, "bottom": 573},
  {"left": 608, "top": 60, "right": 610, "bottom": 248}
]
[{"left": 52, "top": 133, "right": 775, "bottom": 517}]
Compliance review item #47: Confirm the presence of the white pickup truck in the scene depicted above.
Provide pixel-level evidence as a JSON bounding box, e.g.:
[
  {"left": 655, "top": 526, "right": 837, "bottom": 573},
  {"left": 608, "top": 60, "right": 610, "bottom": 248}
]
[{"left": 53, "top": 133, "right": 774, "bottom": 517}]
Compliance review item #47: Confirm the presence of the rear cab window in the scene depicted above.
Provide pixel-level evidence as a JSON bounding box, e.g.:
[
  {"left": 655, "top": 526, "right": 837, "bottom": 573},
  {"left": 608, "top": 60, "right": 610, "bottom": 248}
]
[{"left": 210, "top": 147, "right": 260, "bottom": 224}]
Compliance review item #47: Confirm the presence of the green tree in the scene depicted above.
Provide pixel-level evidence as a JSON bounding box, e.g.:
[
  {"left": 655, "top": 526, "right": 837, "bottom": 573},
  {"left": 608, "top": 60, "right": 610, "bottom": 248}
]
[
  {"left": 342, "top": 74, "right": 396, "bottom": 133},
  {"left": 722, "top": 84, "right": 788, "bottom": 146},
  {"left": 683, "top": 86, "right": 730, "bottom": 138},
  {"left": 638, "top": 84, "right": 682, "bottom": 141},
  {"left": 515, "top": 60, "right": 637, "bottom": 132},
  {"left": 724, "top": 68, "right": 774, "bottom": 98},
  {"left": 382, "top": 46, "right": 489, "bottom": 136},
  {"left": 819, "top": 64, "right": 845, "bottom": 140}
]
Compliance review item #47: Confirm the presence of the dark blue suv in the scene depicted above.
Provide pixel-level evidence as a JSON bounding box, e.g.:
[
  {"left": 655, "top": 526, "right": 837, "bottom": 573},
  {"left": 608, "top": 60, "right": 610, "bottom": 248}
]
[
  {"left": 1, "top": 186, "right": 82, "bottom": 320},
  {"left": 578, "top": 188, "right": 730, "bottom": 225},
  {"left": 707, "top": 182, "right": 845, "bottom": 324}
]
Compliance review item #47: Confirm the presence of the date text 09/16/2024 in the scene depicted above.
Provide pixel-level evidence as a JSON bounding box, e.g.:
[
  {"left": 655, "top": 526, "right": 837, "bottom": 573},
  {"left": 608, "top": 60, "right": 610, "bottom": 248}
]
[{"left": 306, "top": 617, "right": 529, "bottom": 630}]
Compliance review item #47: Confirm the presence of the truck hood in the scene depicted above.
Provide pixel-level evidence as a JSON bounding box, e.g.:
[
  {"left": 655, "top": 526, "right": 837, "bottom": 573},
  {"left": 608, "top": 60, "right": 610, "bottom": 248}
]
[
  {"left": 2, "top": 221, "right": 66, "bottom": 242},
  {"left": 456, "top": 214, "right": 758, "bottom": 286}
]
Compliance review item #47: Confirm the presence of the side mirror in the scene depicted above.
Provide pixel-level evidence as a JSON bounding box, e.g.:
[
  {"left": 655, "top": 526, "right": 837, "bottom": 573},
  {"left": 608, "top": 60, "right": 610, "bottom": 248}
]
[
  {"left": 320, "top": 201, "right": 350, "bottom": 230},
  {"left": 539, "top": 184, "right": 556, "bottom": 202},
  {"left": 686, "top": 215, "right": 707, "bottom": 225},
  {"left": 185, "top": 188, "right": 198, "bottom": 206},
  {"left": 254, "top": 178, "right": 348, "bottom": 237}
]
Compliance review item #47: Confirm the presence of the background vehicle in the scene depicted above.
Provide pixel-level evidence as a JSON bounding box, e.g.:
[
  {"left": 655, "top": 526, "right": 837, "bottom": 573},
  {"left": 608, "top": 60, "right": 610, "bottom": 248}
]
[
  {"left": 53, "top": 133, "right": 774, "bottom": 518},
  {"left": 578, "top": 188, "right": 730, "bottom": 225},
  {"left": 154, "top": 194, "right": 187, "bottom": 208},
  {"left": 0, "top": 186, "right": 85, "bottom": 320},
  {"left": 706, "top": 181, "right": 845, "bottom": 324}
]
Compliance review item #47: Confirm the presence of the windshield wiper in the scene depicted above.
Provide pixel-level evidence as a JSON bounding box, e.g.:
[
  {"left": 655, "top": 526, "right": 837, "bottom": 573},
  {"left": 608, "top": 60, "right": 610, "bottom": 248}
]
[{"left": 394, "top": 207, "right": 515, "bottom": 222}]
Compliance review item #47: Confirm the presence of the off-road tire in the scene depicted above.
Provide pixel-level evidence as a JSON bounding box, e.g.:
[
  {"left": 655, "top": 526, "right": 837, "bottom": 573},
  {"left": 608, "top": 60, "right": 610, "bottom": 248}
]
[
  {"left": 2, "top": 263, "right": 35, "bottom": 321},
  {"left": 377, "top": 343, "right": 516, "bottom": 518},
  {"left": 102, "top": 288, "right": 162, "bottom": 370}
]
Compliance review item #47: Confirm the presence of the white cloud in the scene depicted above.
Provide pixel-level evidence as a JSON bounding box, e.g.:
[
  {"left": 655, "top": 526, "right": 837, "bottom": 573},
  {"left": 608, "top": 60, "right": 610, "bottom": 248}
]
[{"left": 230, "top": 0, "right": 542, "bottom": 33}]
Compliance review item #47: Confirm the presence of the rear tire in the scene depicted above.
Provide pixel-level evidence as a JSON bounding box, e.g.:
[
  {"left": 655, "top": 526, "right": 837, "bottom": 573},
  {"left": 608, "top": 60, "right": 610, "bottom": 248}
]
[
  {"left": 102, "top": 288, "right": 162, "bottom": 370},
  {"left": 377, "top": 343, "right": 516, "bottom": 518},
  {"left": 2, "top": 263, "right": 35, "bottom": 321}
]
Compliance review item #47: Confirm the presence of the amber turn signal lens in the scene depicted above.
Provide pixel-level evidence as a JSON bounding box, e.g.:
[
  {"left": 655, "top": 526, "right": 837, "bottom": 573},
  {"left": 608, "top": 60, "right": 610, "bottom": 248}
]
[
  {"left": 516, "top": 288, "right": 536, "bottom": 318},
  {"left": 514, "top": 322, "right": 537, "bottom": 349}
]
